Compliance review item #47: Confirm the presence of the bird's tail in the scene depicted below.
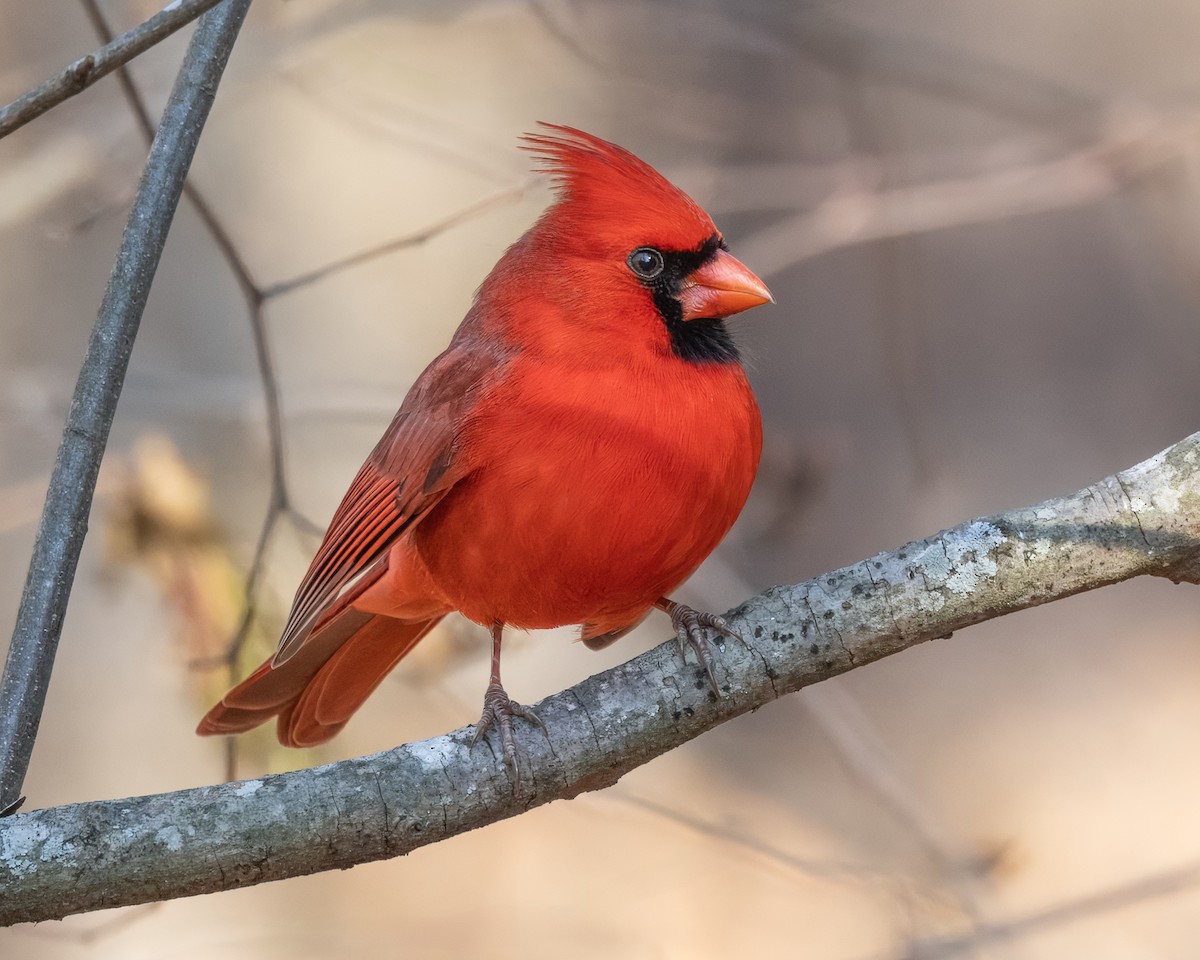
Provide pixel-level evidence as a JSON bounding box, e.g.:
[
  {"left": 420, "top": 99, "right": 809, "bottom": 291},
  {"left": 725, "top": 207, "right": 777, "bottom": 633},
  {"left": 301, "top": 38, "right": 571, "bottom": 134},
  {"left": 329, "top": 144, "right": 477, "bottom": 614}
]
[{"left": 197, "top": 610, "right": 443, "bottom": 748}]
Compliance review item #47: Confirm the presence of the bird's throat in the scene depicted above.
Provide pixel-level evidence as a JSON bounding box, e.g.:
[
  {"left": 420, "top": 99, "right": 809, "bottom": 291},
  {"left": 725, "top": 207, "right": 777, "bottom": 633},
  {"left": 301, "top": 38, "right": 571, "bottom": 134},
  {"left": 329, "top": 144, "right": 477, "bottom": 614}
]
[{"left": 657, "top": 301, "right": 740, "bottom": 365}]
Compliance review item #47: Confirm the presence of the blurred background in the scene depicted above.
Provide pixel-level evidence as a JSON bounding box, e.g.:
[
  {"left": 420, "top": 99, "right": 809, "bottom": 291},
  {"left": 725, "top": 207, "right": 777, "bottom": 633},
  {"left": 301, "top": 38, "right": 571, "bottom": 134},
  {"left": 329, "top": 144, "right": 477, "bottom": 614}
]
[{"left": 2, "top": 0, "right": 1200, "bottom": 956}]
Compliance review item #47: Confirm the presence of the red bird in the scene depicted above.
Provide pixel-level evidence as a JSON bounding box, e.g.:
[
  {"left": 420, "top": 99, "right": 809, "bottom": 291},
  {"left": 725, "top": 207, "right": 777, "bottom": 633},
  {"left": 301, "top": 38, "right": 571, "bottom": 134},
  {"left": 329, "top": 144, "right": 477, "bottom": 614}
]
[{"left": 198, "top": 126, "right": 771, "bottom": 780}]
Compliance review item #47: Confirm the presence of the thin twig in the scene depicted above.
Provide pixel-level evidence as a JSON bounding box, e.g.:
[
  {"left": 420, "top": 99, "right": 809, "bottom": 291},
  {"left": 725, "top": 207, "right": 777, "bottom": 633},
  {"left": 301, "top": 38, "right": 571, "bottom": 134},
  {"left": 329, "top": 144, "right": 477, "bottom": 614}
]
[
  {"left": 610, "top": 791, "right": 970, "bottom": 930},
  {"left": 0, "top": 0, "right": 228, "bottom": 140},
  {"left": 905, "top": 858, "right": 1200, "bottom": 959},
  {"left": 260, "top": 180, "right": 533, "bottom": 299},
  {"left": 78, "top": 0, "right": 157, "bottom": 141},
  {"left": 736, "top": 110, "right": 1200, "bottom": 280},
  {"left": 612, "top": 791, "right": 886, "bottom": 883},
  {"left": 0, "top": 0, "right": 253, "bottom": 813},
  {"left": 738, "top": 143, "right": 1117, "bottom": 278}
]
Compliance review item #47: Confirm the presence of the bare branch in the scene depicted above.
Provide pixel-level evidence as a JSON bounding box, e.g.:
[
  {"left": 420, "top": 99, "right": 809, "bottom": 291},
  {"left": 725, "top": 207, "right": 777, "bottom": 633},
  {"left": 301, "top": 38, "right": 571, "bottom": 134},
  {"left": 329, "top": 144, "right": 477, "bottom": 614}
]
[
  {"left": 260, "top": 180, "right": 534, "bottom": 300},
  {"left": 0, "top": 0, "right": 253, "bottom": 813},
  {"left": 0, "top": 0, "right": 228, "bottom": 140},
  {"left": 909, "top": 857, "right": 1200, "bottom": 958},
  {"left": 2, "top": 431, "right": 1198, "bottom": 924},
  {"left": 740, "top": 113, "right": 1198, "bottom": 277},
  {"left": 741, "top": 144, "right": 1113, "bottom": 277},
  {"left": 78, "top": 0, "right": 161, "bottom": 143},
  {"left": 610, "top": 791, "right": 885, "bottom": 884}
]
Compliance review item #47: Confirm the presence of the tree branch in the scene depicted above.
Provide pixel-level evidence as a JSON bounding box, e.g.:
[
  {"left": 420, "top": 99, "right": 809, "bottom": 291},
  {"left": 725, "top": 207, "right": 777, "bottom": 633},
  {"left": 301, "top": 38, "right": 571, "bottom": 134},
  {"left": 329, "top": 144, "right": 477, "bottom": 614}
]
[
  {"left": 0, "top": 0, "right": 229, "bottom": 141},
  {"left": 738, "top": 110, "right": 1199, "bottom": 278},
  {"left": 0, "top": 0, "right": 253, "bottom": 813},
  {"left": 3, "top": 432, "right": 1199, "bottom": 925},
  {"left": 259, "top": 180, "right": 534, "bottom": 299}
]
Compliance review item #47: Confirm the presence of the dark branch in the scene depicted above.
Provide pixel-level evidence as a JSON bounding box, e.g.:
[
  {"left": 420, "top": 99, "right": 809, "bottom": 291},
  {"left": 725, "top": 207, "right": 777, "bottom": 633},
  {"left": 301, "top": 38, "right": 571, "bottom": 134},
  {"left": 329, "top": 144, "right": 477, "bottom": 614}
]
[
  {"left": 2, "top": 431, "right": 1198, "bottom": 924},
  {"left": 0, "top": 0, "right": 228, "bottom": 140},
  {"left": 0, "top": 0, "right": 253, "bottom": 812},
  {"left": 78, "top": 0, "right": 303, "bottom": 753}
]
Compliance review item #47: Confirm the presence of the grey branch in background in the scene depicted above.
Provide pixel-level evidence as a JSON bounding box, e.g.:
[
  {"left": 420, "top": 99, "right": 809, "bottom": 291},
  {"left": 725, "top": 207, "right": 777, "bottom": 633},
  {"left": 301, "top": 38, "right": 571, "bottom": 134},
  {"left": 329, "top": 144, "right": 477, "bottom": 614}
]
[
  {"left": 0, "top": 0, "right": 229, "bottom": 140},
  {"left": 2, "top": 431, "right": 1198, "bottom": 925},
  {"left": 0, "top": 0, "right": 253, "bottom": 813}
]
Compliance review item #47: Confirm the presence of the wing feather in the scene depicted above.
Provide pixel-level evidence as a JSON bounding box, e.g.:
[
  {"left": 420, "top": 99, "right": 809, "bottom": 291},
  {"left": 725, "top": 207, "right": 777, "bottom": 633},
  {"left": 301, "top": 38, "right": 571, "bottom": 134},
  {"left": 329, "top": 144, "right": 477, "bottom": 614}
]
[{"left": 272, "top": 334, "right": 505, "bottom": 663}]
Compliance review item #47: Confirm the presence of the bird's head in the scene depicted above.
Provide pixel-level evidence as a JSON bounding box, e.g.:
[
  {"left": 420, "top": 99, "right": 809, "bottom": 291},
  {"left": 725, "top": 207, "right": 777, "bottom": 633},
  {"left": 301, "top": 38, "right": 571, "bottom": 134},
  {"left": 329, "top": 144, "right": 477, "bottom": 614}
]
[{"left": 516, "top": 124, "right": 772, "bottom": 364}]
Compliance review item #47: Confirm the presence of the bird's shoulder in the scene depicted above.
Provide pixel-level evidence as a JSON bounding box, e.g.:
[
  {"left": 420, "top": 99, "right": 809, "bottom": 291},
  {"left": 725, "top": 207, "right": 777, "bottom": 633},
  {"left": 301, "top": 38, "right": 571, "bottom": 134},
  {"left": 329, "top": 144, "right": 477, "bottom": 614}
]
[{"left": 368, "top": 326, "right": 513, "bottom": 483}]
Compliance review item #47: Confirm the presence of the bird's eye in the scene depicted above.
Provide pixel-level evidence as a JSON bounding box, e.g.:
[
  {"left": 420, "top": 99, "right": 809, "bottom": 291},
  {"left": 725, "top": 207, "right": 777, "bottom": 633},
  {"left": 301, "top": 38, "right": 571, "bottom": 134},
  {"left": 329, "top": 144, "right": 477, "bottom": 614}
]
[{"left": 627, "top": 247, "right": 665, "bottom": 280}]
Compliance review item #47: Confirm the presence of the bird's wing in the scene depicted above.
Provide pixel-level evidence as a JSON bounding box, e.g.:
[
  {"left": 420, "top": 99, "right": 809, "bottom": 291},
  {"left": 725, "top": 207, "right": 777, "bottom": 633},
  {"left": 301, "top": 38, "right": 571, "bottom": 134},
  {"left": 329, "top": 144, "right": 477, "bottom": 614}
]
[{"left": 273, "top": 337, "right": 503, "bottom": 664}]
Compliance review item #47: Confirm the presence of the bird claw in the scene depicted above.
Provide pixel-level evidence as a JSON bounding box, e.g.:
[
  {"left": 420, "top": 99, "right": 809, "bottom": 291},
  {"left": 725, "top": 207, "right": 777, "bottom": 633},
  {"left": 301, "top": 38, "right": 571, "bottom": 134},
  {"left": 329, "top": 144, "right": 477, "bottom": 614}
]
[
  {"left": 665, "top": 603, "right": 740, "bottom": 695},
  {"left": 470, "top": 681, "right": 545, "bottom": 791}
]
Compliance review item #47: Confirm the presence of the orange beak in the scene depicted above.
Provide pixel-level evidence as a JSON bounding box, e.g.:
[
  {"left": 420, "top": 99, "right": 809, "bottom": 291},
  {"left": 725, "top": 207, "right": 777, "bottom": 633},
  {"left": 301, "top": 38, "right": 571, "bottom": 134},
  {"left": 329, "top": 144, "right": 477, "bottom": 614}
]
[{"left": 678, "top": 249, "right": 773, "bottom": 321}]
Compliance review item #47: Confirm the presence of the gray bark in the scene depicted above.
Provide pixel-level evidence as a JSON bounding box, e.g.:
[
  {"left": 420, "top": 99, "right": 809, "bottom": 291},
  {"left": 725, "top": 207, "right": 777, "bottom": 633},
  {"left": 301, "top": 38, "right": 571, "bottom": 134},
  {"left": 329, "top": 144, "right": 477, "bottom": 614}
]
[
  {"left": 2, "top": 432, "right": 1198, "bottom": 925},
  {"left": 0, "top": 0, "right": 230, "bottom": 140}
]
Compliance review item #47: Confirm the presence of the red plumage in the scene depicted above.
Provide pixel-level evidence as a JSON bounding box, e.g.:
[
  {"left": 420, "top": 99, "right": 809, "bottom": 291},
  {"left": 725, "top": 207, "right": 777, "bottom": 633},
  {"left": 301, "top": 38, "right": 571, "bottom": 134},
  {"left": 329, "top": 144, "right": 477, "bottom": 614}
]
[{"left": 198, "top": 126, "right": 771, "bottom": 774}]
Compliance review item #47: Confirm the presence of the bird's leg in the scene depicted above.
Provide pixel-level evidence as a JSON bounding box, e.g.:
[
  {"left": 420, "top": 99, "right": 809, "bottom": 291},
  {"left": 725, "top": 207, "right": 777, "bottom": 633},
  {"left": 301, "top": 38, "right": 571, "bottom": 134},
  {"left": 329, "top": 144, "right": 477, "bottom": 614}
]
[
  {"left": 655, "top": 597, "right": 740, "bottom": 695},
  {"left": 470, "top": 621, "right": 545, "bottom": 789}
]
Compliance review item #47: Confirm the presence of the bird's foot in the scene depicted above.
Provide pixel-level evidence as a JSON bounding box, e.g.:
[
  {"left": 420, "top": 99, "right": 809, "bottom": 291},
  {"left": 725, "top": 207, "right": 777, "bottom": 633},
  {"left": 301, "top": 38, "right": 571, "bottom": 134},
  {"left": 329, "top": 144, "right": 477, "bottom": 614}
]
[
  {"left": 660, "top": 600, "right": 740, "bottom": 695},
  {"left": 470, "top": 681, "right": 546, "bottom": 790}
]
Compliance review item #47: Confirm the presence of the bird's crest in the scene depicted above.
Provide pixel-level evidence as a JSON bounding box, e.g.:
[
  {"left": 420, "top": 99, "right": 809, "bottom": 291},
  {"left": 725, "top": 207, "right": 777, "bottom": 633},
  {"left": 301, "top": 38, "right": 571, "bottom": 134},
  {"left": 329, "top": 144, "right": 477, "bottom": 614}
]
[{"left": 521, "top": 124, "right": 716, "bottom": 251}]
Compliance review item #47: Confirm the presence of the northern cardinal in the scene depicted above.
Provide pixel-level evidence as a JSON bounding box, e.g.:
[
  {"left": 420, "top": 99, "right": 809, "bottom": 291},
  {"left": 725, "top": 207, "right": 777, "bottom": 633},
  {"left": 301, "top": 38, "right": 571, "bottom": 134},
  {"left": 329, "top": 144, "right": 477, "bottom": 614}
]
[{"left": 198, "top": 125, "right": 772, "bottom": 780}]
